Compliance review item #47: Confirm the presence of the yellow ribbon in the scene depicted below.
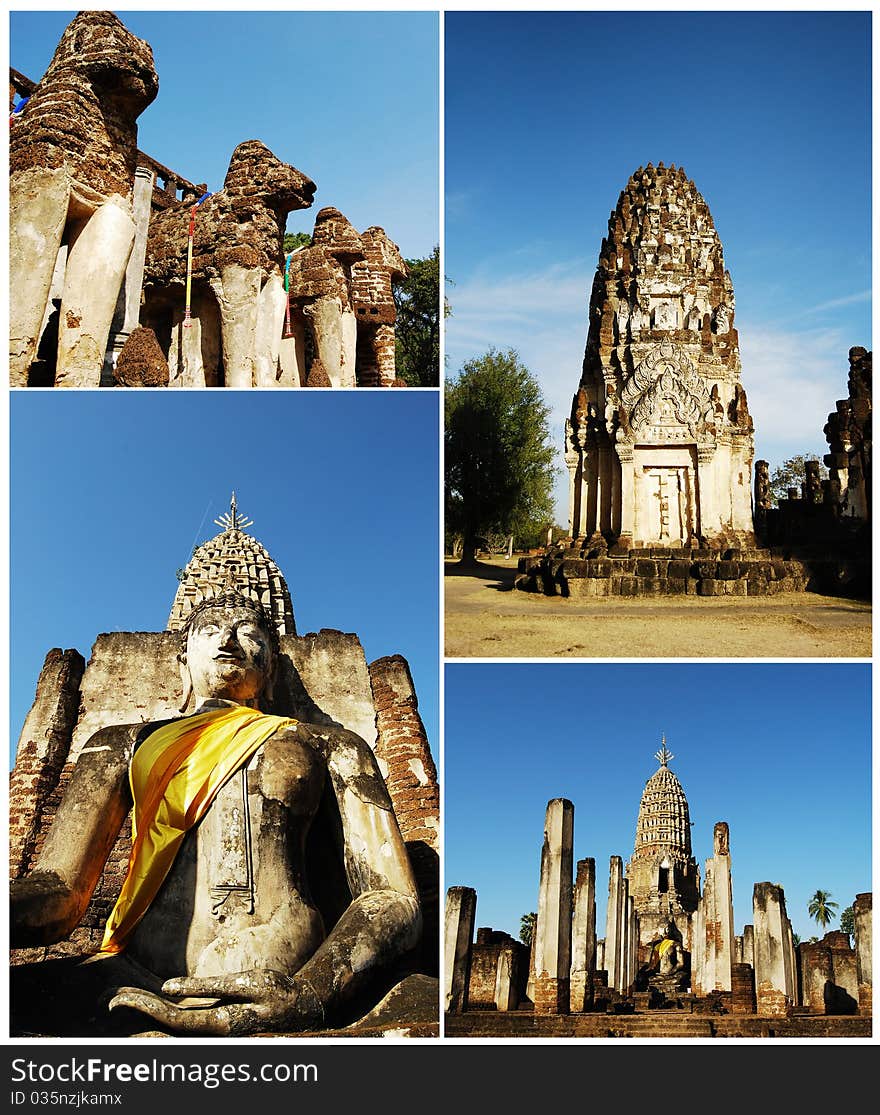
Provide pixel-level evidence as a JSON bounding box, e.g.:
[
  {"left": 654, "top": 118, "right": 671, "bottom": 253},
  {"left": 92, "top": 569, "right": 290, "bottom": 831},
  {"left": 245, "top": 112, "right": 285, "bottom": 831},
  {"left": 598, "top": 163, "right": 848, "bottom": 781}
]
[
  {"left": 658, "top": 938, "right": 675, "bottom": 957},
  {"left": 101, "top": 705, "right": 295, "bottom": 954}
]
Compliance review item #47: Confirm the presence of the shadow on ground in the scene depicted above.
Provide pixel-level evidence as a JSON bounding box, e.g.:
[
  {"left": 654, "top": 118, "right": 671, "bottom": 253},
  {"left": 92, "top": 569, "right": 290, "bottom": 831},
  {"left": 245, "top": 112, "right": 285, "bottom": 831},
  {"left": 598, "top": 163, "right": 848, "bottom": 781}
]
[{"left": 444, "top": 560, "right": 517, "bottom": 591}]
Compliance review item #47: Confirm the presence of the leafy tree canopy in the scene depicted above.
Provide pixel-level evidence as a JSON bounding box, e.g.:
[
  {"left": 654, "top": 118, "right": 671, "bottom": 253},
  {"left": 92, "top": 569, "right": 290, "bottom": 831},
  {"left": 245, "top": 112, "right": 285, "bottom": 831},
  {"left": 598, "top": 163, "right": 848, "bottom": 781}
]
[
  {"left": 283, "top": 231, "right": 311, "bottom": 254},
  {"left": 839, "top": 905, "right": 855, "bottom": 942},
  {"left": 393, "top": 246, "right": 439, "bottom": 386},
  {"left": 769, "top": 454, "right": 828, "bottom": 506},
  {"left": 519, "top": 912, "right": 536, "bottom": 948},
  {"left": 446, "top": 348, "right": 557, "bottom": 563}
]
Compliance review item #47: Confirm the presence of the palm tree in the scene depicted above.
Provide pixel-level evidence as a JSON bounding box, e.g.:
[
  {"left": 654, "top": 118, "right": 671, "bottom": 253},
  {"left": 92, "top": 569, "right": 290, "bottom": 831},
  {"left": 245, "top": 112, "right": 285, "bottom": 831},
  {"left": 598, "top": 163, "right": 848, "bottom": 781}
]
[
  {"left": 519, "top": 912, "right": 537, "bottom": 948},
  {"left": 808, "top": 889, "right": 839, "bottom": 931}
]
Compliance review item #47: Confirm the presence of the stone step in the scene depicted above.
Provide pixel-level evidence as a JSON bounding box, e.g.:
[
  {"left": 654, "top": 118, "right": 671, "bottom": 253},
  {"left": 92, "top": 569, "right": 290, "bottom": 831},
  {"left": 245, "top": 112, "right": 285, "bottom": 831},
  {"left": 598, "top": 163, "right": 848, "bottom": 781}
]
[{"left": 445, "top": 1011, "right": 872, "bottom": 1039}]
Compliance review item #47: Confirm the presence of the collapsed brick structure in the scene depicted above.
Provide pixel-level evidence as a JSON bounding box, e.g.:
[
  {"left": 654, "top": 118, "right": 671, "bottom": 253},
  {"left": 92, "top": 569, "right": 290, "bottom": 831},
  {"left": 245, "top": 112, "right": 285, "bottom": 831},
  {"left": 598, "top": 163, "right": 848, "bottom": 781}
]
[
  {"left": 446, "top": 740, "right": 871, "bottom": 1038},
  {"left": 10, "top": 11, "right": 410, "bottom": 388},
  {"left": 10, "top": 495, "right": 439, "bottom": 993},
  {"left": 141, "top": 141, "right": 316, "bottom": 388},
  {"left": 9, "top": 10, "right": 158, "bottom": 387},
  {"left": 755, "top": 347, "right": 872, "bottom": 596},
  {"left": 284, "top": 207, "right": 408, "bottom": 387}
]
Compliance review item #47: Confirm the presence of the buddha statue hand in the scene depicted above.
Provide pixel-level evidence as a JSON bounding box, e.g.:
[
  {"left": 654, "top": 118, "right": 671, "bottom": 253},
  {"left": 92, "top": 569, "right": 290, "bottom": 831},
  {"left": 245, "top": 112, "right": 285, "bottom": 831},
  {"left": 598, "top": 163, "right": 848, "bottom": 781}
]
[{"left": 108, "top": 968, "right": 325, "bottom": 1036}]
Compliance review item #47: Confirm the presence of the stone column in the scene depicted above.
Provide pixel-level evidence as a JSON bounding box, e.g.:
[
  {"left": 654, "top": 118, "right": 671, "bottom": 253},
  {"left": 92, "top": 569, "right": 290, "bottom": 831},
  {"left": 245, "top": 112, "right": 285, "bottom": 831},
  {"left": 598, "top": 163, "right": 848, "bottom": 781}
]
[
  {"left": 734, "top": 935, "right": 744, "bottom": 965},
  {"left": 742, "top": 924, "right": 755, "bottom": 968},
  {"left": 596, "top": 939, "right": 605, "bottom": 975},
  {"left": 56, "top": 197, "right": 136, "bottom": 388},
  {"left": 570, "top": 857, "right": 596, "bottom": 1011},
  {"left": 801, "top": 943, "right": 834, "bottom": 1014},
  {"left": 218, "top": 263, "right": 260, "bottom": 388},
  {"left": 533, "top": 798, "right": 574, "bottom": 1014},
  {"left": 494, "top": 947, "right": 518, "bottom": 1012},
  {"left": 753, "top": 882, "right": 794, "bottom": 1017},
  {"left": 10, "top": 649, "right": 85, "bottom": 877},
  {"left": 695, "top": 866, "right": 713, "bottom": 996},
  {"left": 254, "top": 273, "right": 288, "bottom": 388},
  {"left": 854, "top": 893, "right": 872, "bottom": 1016},
  {"left": 617, "top": 447, "right": 635, "bottom": 542},
  {"left": 444, "top": 886, "right": 476, "bottom": 1014},
  {"left": 696, "top": 446, "right": 715, "bottom": 537},
  {"left": 565, "top": 450, "right": 580, "bottom": 538},
  {"left": 711, "top": 822, "right": 734, "bottom": 991},
  {"left": 625, "top": 893, "right": 638, "bottom": 994},
  {"left": 103, "top": 165, "right": 155, "bottom": 384},
  {"left": 605, "top": 856, "right": 624, "bottom": 992}
]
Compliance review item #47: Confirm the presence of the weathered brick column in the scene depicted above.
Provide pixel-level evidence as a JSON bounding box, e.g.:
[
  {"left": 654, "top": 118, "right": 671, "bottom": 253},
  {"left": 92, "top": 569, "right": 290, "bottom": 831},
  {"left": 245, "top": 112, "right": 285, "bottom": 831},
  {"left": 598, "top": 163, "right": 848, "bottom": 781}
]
[
  {"left": 801, "top": 943, "right": 834, "bottom": 1013},
  {"left": 731, "top": 963, "right": 757, "bottom": 1014},
  {"left": 444, "top": 886, "right": 476, "bottom": 1013},
  {"left": 697, "top": 822, "right": 734, "bottom": 995},
  {"left": 369, "top": 654, "right": 439, "bottom": 975},
  {"left": 753, "top": 883, "right": 795, "bottom": 1017},
  {"left": 9, "top": 648, "right": 84, "bottom": 879},
  {"left": 854, "top": 892, "right": 872, "bottom": 1015},
  {"left": 494, "top": 947, "right": 518, "bottom": 1012},
  {"left": 605, "top": 856, "right": 625, "bottom": 992},
  {"left": 568, "top": 856, "right": 597, "bottom": 1007},
  {"left": 570, "top": 857, "right": 596, "bottom": 1011},
  {"left": 624, "top": 892, "right": 638, "bottom": 994},
  {"left": 533, "top": 798, "right": 573, "bottom": 1014}
]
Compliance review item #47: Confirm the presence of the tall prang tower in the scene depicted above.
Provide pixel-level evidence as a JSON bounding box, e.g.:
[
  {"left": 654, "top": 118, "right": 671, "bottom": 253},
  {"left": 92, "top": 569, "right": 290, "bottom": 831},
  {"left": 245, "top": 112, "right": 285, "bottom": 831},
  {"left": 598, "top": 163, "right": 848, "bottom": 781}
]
[
  {"left": 566, "top": 163, "right": 755, "bottom": 548},
  {"left": 168, "top": 492, "right": 295, "bottom": 635},
  {"left": 626, "top": 738, "right": 700, "bottom": 948}
]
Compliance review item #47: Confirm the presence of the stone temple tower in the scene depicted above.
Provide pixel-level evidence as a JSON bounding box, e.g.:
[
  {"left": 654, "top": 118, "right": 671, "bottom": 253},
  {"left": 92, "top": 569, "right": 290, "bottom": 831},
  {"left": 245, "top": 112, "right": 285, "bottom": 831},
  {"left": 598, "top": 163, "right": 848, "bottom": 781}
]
[
  {"left": 627, "top": 738, "right": 700, "bottom": 948},
  {"left": 168, "top": 492, "right": 295, "bottom": 635},
  {"left": 566, "top": 163, "right": 755, "bottom": 548}
]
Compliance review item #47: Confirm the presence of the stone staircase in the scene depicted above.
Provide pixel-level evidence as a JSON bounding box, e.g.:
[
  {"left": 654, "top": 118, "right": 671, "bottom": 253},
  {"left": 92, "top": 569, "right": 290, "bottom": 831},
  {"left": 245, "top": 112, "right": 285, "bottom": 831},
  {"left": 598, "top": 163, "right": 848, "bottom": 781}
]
[{"left": 445, "top": 1010, "right": 872, "bottom": 1039}]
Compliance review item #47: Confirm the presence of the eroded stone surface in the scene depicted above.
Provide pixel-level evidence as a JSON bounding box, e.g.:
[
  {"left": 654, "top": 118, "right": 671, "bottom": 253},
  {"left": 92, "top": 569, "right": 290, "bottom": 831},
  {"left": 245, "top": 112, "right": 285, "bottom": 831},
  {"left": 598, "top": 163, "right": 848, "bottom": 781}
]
[{"left": 566, "top": 164, "right": 755, "bottom": 550}]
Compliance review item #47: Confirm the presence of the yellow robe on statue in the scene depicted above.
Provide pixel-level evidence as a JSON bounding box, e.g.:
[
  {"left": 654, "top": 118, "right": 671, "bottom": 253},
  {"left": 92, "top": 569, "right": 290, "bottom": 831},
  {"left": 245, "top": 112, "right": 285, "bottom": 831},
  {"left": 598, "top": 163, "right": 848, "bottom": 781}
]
[{"left": 100, "top": 704, "right": 295, "bottom": 955}]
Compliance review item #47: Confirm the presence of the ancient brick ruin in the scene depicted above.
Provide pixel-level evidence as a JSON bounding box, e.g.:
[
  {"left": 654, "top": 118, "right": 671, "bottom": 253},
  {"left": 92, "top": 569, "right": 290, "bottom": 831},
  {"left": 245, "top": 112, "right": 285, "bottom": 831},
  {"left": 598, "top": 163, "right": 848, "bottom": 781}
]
[
  {"left": 517, "top": 163, "right": 872, "bottom": 600},
  {"left": 755, "top": 347, "right": 872, "bottom": 596},
  {"left": 445, "top": 741, "right": 871, "bottom": 1038},
  {"left": 10, "top": 495, "right": 439, "bottom": 987},
  {"left": 10, "top": 11, "right": 409, "bottom": 388}
]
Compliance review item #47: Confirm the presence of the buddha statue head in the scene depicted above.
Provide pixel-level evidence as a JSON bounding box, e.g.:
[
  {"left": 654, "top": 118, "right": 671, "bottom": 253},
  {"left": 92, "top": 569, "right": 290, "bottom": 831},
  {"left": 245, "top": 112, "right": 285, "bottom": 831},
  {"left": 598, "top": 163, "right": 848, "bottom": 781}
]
[{"left": 177, "top": 591, "right": 280, "bottom": 712}]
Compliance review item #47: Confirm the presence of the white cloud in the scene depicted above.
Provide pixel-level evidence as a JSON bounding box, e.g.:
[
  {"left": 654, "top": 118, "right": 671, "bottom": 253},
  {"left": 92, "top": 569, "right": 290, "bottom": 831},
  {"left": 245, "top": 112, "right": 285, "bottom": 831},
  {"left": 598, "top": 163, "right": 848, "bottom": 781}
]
[{"left": 447, "top": 260, "right": 857, "bottom": 522}]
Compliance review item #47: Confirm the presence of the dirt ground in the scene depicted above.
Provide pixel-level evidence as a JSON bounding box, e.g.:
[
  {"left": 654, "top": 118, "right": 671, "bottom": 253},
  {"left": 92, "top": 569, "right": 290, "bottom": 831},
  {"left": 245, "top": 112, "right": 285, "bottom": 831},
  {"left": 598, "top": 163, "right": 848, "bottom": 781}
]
[{"left": 444, "top": 558, "right": 872, "bottom": 659}]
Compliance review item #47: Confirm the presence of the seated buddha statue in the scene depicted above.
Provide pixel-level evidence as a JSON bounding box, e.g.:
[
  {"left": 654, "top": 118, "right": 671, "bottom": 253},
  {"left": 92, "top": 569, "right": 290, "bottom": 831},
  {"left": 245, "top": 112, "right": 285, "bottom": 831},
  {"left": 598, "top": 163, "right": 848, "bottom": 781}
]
[{"left": 10, "top": 591, "right": 422, "bottom": 1035}]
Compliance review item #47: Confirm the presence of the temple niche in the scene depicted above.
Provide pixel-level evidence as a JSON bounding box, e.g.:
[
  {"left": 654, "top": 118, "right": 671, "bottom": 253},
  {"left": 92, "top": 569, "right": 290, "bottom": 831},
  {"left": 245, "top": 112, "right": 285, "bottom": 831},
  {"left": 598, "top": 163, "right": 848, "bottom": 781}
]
[
  {"left": 445, "top": 739, "right": 871, "bottom": 1038},
  {"left": 566, "top": 163, "right": 755, "bottom": 549},
  {"left": 9, "top": 494, "right": 439, "bottom": 1036}
]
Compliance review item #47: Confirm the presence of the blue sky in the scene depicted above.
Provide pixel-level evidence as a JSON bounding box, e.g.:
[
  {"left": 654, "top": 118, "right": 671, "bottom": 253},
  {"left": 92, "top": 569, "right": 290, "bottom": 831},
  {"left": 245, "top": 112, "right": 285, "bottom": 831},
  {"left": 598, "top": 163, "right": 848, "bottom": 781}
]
[
  {"left": 446, "top": 11, "right": 871, "bottom": 523},
  {"left": 444, "top": 663, "right": 871, "bottom": 942},
  {"left": 10, "top": 10, "right": 439, "bottom": 258},
  {"left": 10, "top": 392, "right": 439, "bottom": 757}
]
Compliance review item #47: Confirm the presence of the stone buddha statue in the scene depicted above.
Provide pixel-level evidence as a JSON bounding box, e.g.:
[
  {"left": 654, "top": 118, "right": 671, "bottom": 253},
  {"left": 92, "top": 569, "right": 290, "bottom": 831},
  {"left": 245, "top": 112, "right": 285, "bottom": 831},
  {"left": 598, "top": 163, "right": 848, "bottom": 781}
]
[{"left": 10, "top": 591, "right": 422, "bottom": 1035}]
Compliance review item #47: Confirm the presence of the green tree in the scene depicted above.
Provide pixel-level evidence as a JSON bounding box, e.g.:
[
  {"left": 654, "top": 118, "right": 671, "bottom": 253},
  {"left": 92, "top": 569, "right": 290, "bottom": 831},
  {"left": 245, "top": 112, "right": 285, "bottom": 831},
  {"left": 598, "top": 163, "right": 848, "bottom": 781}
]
[
  {"left": 519, "top": 912, "right": 536, "bottom": 948},
  {"left": 769, "top": 454, "right": 827, "bottom": 506},
  {"left": 393, "top": 246, "right": 439, "bottom": 386},
  {"left": 283, "top": 231, "right": 311, "bottom": 254},
  {"left": 839, "top": 905, "right": 855, "bottom": 942},
  {"left": 446, "top": 348, "right": 557, "bottom": 565},
  {"left": 808, "top": 889, "right": 839, "bottom": 932}
]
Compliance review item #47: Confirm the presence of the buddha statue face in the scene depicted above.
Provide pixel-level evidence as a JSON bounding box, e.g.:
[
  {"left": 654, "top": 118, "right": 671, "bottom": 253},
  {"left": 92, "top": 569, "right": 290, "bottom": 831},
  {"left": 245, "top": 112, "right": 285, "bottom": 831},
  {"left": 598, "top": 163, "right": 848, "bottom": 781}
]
[{"left": 180, "top": 602, "right": 276, "bottom": 708}]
